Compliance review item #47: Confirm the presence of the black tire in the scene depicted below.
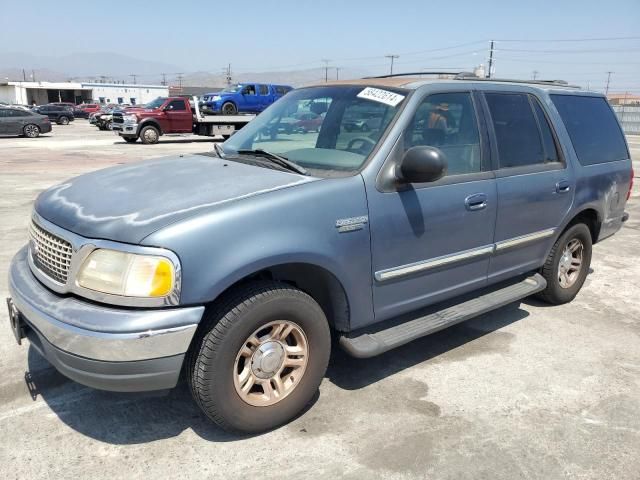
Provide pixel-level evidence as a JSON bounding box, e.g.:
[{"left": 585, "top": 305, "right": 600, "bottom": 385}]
[
  {"left": 221, "top": 102, "right": 237, "bottom": 115},
  {"left": 123, "top": 136, "right": 138, "bottom": 143},
  {"left": 23, "top": 124, "right": 40, "bottom": 138},
  {"left": 58, "top": 116, "right": 69, "bottom": 125},
  {"left": 537, "top": 223, "right": 592, "bottom": 305},
  {"left": 139, "top": 125, "right": 160, "bottom": 144},
  {"left": 187, "top": 281, "right": 331, "bottom": 433}
]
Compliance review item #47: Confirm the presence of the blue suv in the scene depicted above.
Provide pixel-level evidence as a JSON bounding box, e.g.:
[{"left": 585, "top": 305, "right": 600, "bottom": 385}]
[
  {"left": 7, "top": 75, "right": 633, "bottom": 433},
  {"left": 200, "top": 83, "right": 293, "bottom": 115}
]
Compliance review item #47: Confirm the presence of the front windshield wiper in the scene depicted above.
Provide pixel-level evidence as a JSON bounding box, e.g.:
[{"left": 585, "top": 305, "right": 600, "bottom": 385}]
[
  {"left": 237, "top": 149, "right": 308, "bottom": 175},
  {"left": 213, "top": 142, "right": 226, "bottom": 159}
]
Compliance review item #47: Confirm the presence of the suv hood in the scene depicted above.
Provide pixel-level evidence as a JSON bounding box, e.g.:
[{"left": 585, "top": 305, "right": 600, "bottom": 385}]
[{"left": 35, "top": 154, "right": 314, "bottom": 244}]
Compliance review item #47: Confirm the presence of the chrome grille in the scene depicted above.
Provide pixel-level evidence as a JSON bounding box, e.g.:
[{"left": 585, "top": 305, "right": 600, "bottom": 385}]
[{"left": 29, "top": 220, "right": 73, "bottom": 284}]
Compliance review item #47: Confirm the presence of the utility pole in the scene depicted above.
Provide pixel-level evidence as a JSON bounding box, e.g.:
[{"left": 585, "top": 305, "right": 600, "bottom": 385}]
[
  {"left": 532, "top": 70, "right": 539, "bottom": 80},
  {"left": 176, "top": 73, "right": 184, "bottom": 90},
  {"left": 385, "top": 54, "right": 399, "bottom": 75},
  {"left": 161, "top": 73, "right": 167, "bottom": 86},
  {"left": 335, "top": 67, "right": 340, "bottom": 80},
  {"left": 226, "top": 64, "right": 232, "bottom": 85},
  {"left": 487, "top": 41, "right": 494, "bottom": 78},
  {"left": 321, "top": 59, "right": 331, "bottom": 82},
  {"left": 129, "top": 74, "right": 137, "bottom": 84},
  {"left": 605, "top": 71, "right": 613, "bottom": 95},
  {"left": 22, "top": 69, "right": 26, "bottom": 81}
]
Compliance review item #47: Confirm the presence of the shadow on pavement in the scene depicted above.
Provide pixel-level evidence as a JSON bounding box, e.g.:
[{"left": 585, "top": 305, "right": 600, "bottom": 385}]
[{"left": 27, "top": 302, "right": 529, "bottom": 444}]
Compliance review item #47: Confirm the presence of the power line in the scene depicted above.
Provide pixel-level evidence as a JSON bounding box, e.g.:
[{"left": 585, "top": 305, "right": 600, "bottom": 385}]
[{"left": 495, "top": 35, "right": 640, "bottom": 42}]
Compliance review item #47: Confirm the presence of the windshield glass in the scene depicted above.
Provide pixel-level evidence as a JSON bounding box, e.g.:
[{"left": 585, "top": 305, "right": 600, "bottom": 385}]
[
  {"left": 222, "top": 85, "right": 242, "bottom": 93},
  {"left": 222, "top": 85, "right": 406, "bottom": 173},
  {"left": 144, "top": 97, "right": 167, "bottom": 109}
]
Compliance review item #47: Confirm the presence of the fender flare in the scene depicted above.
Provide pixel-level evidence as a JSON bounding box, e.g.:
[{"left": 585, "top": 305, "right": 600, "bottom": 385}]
[{"left": 136, "top": 119, "right": 163, "bottom": 136}]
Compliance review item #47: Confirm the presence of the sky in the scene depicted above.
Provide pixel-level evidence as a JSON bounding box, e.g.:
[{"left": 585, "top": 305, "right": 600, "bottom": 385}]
[{"left": 1, "top": 0, "right": 639, "bottom": 92}]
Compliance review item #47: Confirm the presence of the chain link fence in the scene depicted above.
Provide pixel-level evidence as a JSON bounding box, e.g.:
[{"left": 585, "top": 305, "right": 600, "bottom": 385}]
[{"left": 613, "top": 105, "right": 640, "bottom": 134}]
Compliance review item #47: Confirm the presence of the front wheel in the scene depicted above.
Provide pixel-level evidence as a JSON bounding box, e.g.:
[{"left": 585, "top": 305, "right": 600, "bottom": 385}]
[
  {"left": 221, "top": 102, "right": 237, "bottom": 115},
  {"left": 537, "top": 223, "right": 592, "bottom": 305},
  {"left": 187, "top": 281, "right": 331, "bottom": 433},
  {"left": 139, "top": 125, "right": 160, "bottom": 144}
]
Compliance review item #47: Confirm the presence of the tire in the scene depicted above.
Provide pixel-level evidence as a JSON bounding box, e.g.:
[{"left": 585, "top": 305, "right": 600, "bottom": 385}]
[
  {"left": 123, "top": 136, "right": 138, "bottom": 143},
  {"left": 187, "top": 281, "right": 331, "bottom": 433},
  {"left": 537, "top": 223, "right": 592, "bottom": 305},
  {"left": 221, "top": 102, "right": 237, "bottom": 115},
  {"left": 139, "top": 125, "right": 160, "bottom": 144},
  {"left": 106, "top": 120, "right": 112, "bottom": 130},
  {"left": 23, "top": 124, "right": 40, "bottom": 138},
  {"left": 58, "top": 116, "right": 69, "bottom": 125}
]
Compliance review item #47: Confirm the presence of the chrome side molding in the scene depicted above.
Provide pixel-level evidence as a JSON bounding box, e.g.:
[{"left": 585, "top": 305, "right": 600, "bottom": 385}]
[{"left": 375, "top": 228, "right": 556, "bottom": 282}]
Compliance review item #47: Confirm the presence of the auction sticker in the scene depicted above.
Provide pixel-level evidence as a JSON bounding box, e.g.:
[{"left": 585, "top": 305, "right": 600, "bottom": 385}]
[{"left": 357, "top": 87, "right": 405, "bottom": 107}]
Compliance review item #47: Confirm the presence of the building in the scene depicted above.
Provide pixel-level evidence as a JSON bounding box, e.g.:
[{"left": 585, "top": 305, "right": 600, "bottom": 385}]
[
  {"left": 0, "top": 81, "right": 169, "bottom": 106},
  {"left": 607, "top": 92, "right": 640, "bottom": 106}
]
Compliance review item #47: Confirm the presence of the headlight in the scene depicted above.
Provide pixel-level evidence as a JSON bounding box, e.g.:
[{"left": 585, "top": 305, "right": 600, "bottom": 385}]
[
  {"left": 76, "top": 249, "right": 177, "bottom": 298},
  {"left": 123, "top": 114, "right": 137, "bottom": 122},
  {"left": 211, "top": 95, "right": 221, "bottom": 101}
]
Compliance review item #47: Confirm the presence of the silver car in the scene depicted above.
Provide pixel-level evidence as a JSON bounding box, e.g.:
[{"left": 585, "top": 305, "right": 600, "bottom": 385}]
[{"left": 0, "top": 107, "right": 52, "bottom": 138}]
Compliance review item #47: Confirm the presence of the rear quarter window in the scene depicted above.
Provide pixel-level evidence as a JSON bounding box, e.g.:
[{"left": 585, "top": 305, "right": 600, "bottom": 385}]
[{"left": 551, "top": 94, "right": 629, "bottom": 165}]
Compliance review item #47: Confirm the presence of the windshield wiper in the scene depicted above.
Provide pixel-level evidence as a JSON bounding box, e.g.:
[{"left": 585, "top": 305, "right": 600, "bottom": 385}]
[
  {"left": 237, "top": 149, "right": 308, "bottom": 175},
  {"left": 213, "top": 142, "right": 226, "bottom": 159}
]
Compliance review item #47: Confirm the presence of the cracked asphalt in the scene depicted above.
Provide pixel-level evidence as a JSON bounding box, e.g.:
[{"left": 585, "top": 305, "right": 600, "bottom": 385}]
[{"left": 1, "top": 122, "right": 638, "bottom": 479}]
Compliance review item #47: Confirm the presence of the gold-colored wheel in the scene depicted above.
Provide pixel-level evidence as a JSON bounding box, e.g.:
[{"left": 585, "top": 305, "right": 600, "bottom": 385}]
[{"left": 233, "top": 320, "right": 308, "bottom": 407}]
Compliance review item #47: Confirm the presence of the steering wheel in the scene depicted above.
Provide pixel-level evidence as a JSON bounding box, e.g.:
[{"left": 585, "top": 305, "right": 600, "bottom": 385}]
[{"left": 346, "top": 136, "right": 376, "bottom": 154}]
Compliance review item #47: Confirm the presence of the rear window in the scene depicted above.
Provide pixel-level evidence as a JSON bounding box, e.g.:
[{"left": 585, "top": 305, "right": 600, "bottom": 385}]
[{"left": 551, "top": 95, "right": 628, "bottom": 165}]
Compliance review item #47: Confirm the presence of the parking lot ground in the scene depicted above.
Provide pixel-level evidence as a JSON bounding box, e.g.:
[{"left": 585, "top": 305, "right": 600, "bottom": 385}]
[{"left": 0, "top": 123, "right": 639, "bottom": 479}]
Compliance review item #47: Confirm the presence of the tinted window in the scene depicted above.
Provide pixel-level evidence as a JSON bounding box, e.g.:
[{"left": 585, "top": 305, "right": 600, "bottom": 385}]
[
  {"left": 406, "top": 92, "right": 482, "bottom": 175},
  {"left": 259, "top": 85, "right": 269, "bottom": 95},
  {"left": 485, "top": 93, "right": 545, "bottom": 168},
  {"left": 531, "top": 97, "right": 560, "bottom": 163},
  {"left": 551, "top": 95, "right": 628, "bottom": 165},
  {"left": 276, "top": 86, "right": 286, "bottom": 95},
  {"left": 167, "top": 100, "right": 186, "bottom": 111},
  {"left": 9, "top": 109, "right": 31, "bottom": 117},
  {"left": 0, "top": 109, "right": 7, "bottom": 118}
]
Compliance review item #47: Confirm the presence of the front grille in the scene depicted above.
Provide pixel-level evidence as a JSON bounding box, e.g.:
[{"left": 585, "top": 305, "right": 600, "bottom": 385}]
[
  {"left": 29, "top": 221, "right": 73, "bottom": 284},
  {"left": 112, "top": 112, "right": 124, "bottom": 124}
]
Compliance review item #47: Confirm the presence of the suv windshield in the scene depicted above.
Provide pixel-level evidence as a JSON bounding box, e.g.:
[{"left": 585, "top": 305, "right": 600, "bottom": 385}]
[
  {"left": 144, "top": 97, "right": 167, "bottom": 109},
  {"left": 222, "top": 85, "right": 406, "bottom": 174}
]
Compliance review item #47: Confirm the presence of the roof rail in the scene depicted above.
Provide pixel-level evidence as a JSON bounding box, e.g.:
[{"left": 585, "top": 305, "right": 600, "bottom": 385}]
[
  {"left": 364, "top": 71, "right": 580, "bottom": 88},
  {"left": 364, "top": 71, "right": 470, "bottom": 79}
]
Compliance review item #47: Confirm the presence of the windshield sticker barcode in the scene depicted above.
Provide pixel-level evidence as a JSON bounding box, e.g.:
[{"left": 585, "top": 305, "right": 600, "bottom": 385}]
[{"left": 357, "top": 87, "right": 405, "bottom": 107}]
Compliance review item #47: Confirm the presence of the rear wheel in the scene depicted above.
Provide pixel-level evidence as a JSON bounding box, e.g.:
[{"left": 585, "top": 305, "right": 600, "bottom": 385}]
[
  {"left": 140, "top": 125, "right": 160, "bottom": 144},
  {"left": 221, "top": 102, "right": 237, "bottom": 115},
  {"left": 537, "top": 223, "right": 592, "bottom": 304},
  {"left": 187, "top": 281, "right": 331, "bottom": 433},
  {"left": 23, "top": 124, "right": 40, "bottom": 138},
  {"left": 58, "top": 116, "right": 69, "bottom": 125}
]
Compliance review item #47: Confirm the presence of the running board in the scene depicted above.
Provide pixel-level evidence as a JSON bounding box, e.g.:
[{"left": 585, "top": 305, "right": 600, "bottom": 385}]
[{"left": 339, "top": 273, "right": 546, "bottom": 358}]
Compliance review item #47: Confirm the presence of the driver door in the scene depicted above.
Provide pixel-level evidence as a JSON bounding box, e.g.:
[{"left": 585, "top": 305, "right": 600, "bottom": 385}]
[
  {"left": 366, "top": 91, "right": 497, "bottom": 321},
  {"left": 241, "top": 85, "right": 261, "bottom": 112},
  {"left": 165, "top": 99, "right": 192, "bottom": 133}
]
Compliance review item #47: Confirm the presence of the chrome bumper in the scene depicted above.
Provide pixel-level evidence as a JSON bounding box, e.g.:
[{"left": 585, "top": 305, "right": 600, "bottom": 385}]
[
  {"left": 111, "top": 121, "right": 138, "bottom": 134},
  {"left": 8, "top": 246, "right": 204, "bottom": 362}
]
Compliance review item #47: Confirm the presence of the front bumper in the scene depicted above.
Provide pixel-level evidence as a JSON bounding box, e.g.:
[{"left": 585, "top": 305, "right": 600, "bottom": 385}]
[
  {"left": 112, "top": 121, "right": 138, "bottom": 135},
  {"left": 8, "top": 247, "right": 204, "bottom": 391}
]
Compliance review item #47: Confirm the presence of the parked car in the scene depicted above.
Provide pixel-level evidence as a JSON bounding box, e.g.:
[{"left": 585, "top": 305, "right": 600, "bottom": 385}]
[
  {"left": 200, "top": 83, "right": 292, "bottom": 115},
  {"left": 33, "top": 104, "right": 74, "bottom": 125},
  {"left": 7, "top": 76, "right": 633, "bottom": 434},
  {"left": 0, "top": 106, "right": 51, "bottom": 137},
  {"left": 73, "top": 103, "right": 101, "bottom": 119}
]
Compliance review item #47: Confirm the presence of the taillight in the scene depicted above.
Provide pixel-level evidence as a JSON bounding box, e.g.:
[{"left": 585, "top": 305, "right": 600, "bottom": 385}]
[
  {"left": 628, "top": 167, "right": 634, "bottom": 201},
  {"left": 43, "top": 117, "right": 50, "bottom": 122}
]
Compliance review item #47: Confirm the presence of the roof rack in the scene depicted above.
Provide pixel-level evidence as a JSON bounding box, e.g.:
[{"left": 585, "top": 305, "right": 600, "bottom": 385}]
[{"left": 366, "top": 71, "right": 580, "bottom": 88}]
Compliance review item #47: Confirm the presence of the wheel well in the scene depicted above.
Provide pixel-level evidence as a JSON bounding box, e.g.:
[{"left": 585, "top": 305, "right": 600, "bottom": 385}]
[
  {"left": 139, "top": 121, "right": 162, "bottom": 135},
  {"left": 566, "top": 209, "right": 601, "bottom": 243},
  {"left": 212, "top": 263, "right": 350, "bottom": 332}
]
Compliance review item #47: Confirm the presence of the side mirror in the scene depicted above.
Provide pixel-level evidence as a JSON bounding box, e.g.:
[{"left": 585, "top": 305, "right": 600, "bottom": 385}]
[{"left": 398, "top": 146, "right": 447, "bottom": 184}]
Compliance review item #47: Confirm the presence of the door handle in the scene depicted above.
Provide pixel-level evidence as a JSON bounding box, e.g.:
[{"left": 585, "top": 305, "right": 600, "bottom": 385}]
[
  {"left": 556, "top": 180, "right": 571, "bottom": 194},
  {"left": 465, "top": 193, "right": 488, "bottom": 211}
]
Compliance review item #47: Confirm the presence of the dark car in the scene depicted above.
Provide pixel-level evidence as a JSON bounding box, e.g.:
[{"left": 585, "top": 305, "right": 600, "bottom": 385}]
[
  {"left": 0, "top": 107, "right": 51, "bottom": 137},
  {"left": 73, "top": 103, "right": 101, "bottom": 119},
  {"left": 34, "top": 105, "right": 75, "bottom": 125}
]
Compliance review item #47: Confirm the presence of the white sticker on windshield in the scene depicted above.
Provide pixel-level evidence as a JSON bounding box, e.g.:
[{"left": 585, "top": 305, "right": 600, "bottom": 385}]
[{"left": 357, "top": 87, "right": 405, "bottom": 107}]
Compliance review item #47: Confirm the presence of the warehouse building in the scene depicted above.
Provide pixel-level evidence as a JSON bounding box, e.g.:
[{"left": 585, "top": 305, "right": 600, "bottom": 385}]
[{"left": 0, "top": 81, "right": 169, "bottom": 106}]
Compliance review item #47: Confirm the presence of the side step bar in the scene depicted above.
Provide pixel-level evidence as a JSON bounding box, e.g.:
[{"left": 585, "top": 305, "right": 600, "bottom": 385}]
[{"left": 339, "top": 273, "right": 546, "bottom": 358}]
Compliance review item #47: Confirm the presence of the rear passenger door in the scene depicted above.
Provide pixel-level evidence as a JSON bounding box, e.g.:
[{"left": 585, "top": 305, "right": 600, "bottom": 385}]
[
  {"left": 258, "top": 84, "right": 272, "bottom": 111},
  {"left": 481, "top": 91, "right": 574, "bottom": 282}
]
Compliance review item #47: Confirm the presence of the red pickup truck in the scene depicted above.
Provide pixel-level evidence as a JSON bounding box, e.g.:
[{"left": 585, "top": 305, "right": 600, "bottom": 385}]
[{"left": 111, "top": 96, "right": 255, "bottom": 144}]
